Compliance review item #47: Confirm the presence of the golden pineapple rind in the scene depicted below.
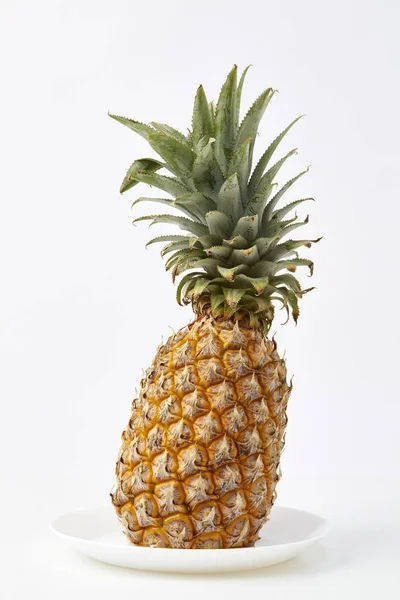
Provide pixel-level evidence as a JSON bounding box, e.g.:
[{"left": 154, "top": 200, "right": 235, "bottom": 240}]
[{"left": 111, "top": 316, "right": 291, "bottom": 549}]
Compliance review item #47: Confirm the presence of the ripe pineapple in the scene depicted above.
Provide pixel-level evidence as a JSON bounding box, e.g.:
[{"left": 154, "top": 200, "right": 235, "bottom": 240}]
[{"left": 110, "top": 66, "right": 319, "bottom": 549}]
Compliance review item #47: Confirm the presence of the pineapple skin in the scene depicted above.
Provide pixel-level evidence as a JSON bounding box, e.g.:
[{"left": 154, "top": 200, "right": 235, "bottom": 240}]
[{"left": 111, "top": 315, "right": 291, "bottom": 549}]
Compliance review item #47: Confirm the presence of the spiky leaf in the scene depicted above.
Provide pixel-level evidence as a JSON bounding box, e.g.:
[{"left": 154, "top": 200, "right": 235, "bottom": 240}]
[
  {"left": 204, "top": 245, "right": 232, "bottom": 261},
  {"left": 245, "top": 182, "right": 277, "bottom": 219},
  {"left": 133, "top": 214, "right": 208, "bottom": 237},
  {"left": 192, "top": 139, "right": 224, "bottom": 199},
  {"left": 197, "top": 234, "right": 224, "bottom": 249},
  {"left": 189, "top": 277, "right": 212, "bottom": 298},
  {"left": 150, "top": 122, "right": 190, "bottom": 146},
  {"left": 269, "top": 273, "right": 302, "bottom": 293},
  {"left": 161, "top": 239, "right": 192, "bottom": 257},
  {"left": 262, "top": 167, "right": 310, "bottom": 225},
  {"left": 223, "top": 288, "right": 246, "bottom": 308},
  {"left": 166, "top": 248, "right": 204, "bottom": 270},
  {"left": 130, "top": 172, "right": 190, "bottom": 198},
  {"left": 120, "top": 159, "right": 163, "bottom": 194},
  {"left": 275, "top": 258, "right": 314, "bottom": 276},
  {"left": 214, "top": 66, "right": 238, "bottom": 174},
  {"left": 148, "top": 133, "right": 195, "bottom": 182},
  {"left": 146, "top": 234, "right": 192, "bottom": 247},
  {"left": 266, "top": 238, "right": 322, "bottom": 261},
  {"left": 234, "top": 65, "right": 251, "bottom": 131},
  {"left": 231, "top": 215, "right": 259, "bottom": 243},
  {"left": 108, "top": 114, "right": 154, "bottom": 139},
  {"left": 222, "top": 235, "right": 249, "bottom": 249},
  {"left": 234, "top": 88, "right": 275, "bottom": 166},
  {"left": 217, "top": 265, "right": 245, "bottom": 282},
  {"left": 217, "top": 173, "right": 243, "bottom": 223},
  {"left": 176, "top": 272, "right": 203, "bottom": 305},
  {"left": 272, "top": 198, "right": 314, "bottom": 222},
  {"left": 237, "top": 275, "right": 270, "bottom": 295},
  {"left": 191, "top": 257, "right": 221, "bottom": 277},
  {"left": 132, "top": 196, "right": 201, "bottom": 221},
  {"left": 205, "top": 211, "right": 233, "bottom": 238},
  {"left": 192, "top": 85, "right": 214, "bottom": 150},
  {"left": 248, "top": 116, "right": 303, "bottom": 196},
  {"left": 174, "top": 192, "right": 216, "bottom": 222},
  {"left": 231, "top": 245, "right": 260, "bottom": 266},
  {"left": 255, "top": 236, "right": 280, "bottom": 257},
  {"left": 254, "top": 148, "right": 298, "bottom": 196},
  {"left": 278, "top": 217, "right": 311, "bottom": 241},
  {"left": 228, "top": 138, "right": 252, "bottom": 203}
]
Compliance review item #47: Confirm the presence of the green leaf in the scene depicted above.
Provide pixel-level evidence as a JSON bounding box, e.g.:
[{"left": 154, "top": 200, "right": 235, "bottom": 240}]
[
  {"left": 175, "top": 255, "right": 211, "bottom": 278},
  {"left": 231, "top": 245, "right": 260, "bottom": 266},
  {"left": 133, "top": 214, "right": 208, "bottom": 237},
  {"left": 248, "top": 116, "right": 304, "bottom": 196},
  {"left": 234, "top": 65, "right": 251, "bottom": 132},
  {"left": 266, "top": 238, "right": 322, "bottom": 261},
  {"left": 223, "top": 288, "right": 246, "bottom": 308},
  {"left": 146, "top": 234, "right": 192, "bottom": 247},
  {"left": 252, "top": 294, "right": 274, "bottom": 312},
  {"left": 269, "top": 273, "right": 302, "bottom": 293},
  {"left": 209, "top": 101, "right": 216, "bottom": 130},
  {"left": 131, "top": 196, "right": 201, "bottom": 222},
  {"left": 214, "top": 66, "right": 238, "bottom": 175},
  {"left": 262, "top": 214, "right": 299, "bottom": 238},
  {"left": 254, "top": 148, "right": 298, "bottom": 196},
  {"left": 275, "top": 258, "right": 314, "bottom": 276},
  {"left": 231, "top": 215, "right": 259, "bottom": 243},
  {"left": 108, "top": 113, "right": 154, "bottom": 139},
  {"left": 244, "top": 259, "right": 277, "bottom": 278},
  {"left": 236, "top": 275, "right": 270, "bottom": 295},
  {"left": 234, "top": 87, "right": 275, "bottom": 167},
  {"left": 228, "top": 138, "right": 252, "bottom": 204},
  {"left": 217, "top": 265, "right": 245, "bottom": 282},
  {"left": 204, "top": 245, "right": 232, "bottom": 261},
  {"left": 188, "top": 277, "right": 212, "bottom": 298},
  {"left": 130, "top": 172, "right": 190, "bottom": 198},
  {"left": 272, "top": 198, "right": 314, "bottom": 222},
  {"left": 150, "top": 122, "right": 190, "bottom": 146},
  {"left": 174, "top": 192, "right": 217, "bottom": 223},
  {"left": 176, "top": 272, "right": 203, "bottom": 305},
  {"left": 120, "top": 158, "right": 163, "bottom": 194},
  {"left": 209, "top": 276, "right": 250, "bottom": 290},
  {"left": 205, "top": 210, "right": 233, "bottom": 238},
  {"left": 192, "top": 85, "right": 214, "bottom": 150},
  {"left": 217, "top": 173, "right": 243, "bottom": 223},
  {"left": 222, "top": 235, "right": 249, "bottom": 249},
  {"left": 197, "top": 234, "right": 224, "bottom": 249},
  {"left": 192, "top": 139, "right": 224, "bottom": 200},
  {"left": 245, "top": 182, "right": 277, "bottom": 219},
  {"left": 262, "top": 167, "right": 310, "bottom": 225},
  {"left": 211, "top": 293, "right": 225, "bottom": 312},
  {"left": 191, "top": 257, "right": 220, "bottom": 277},
  {"left": 148, "top": 133, "right": 195, "bottom": 182},
  {"left": 166, "top": 248, "right": 205, "bottom": 271},
  {"left": 160, "top": 239, "right": 192, "bottom": 257},
  {"left": 275, "top": 286, "right": 300, "bottom": 324},
  {"left": 278, "top": 216, "right": 311, "bottom": 240},
  {"left": 255, "top": 235, "right": 280, "bottom": 257}
]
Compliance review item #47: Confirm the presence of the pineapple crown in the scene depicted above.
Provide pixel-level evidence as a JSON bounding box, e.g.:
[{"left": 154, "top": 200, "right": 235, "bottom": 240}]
[{"left": 110, "top": 65, "right": 320, "bottom": 331}]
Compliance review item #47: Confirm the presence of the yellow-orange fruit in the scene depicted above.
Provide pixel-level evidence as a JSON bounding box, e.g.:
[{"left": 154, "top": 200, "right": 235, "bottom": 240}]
[{"left": 111, "top": 315, "right": 291, "bottom": 549}]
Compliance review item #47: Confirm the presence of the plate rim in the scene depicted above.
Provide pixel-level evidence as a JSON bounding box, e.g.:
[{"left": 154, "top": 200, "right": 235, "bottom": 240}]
[{"left": 49, "top": 504, "right": 330, "bottom": 553}]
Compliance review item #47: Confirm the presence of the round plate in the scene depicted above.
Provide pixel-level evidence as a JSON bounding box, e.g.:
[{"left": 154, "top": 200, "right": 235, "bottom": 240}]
[{"left": 50, "top": 505, "right": 329, "bottom": 573}]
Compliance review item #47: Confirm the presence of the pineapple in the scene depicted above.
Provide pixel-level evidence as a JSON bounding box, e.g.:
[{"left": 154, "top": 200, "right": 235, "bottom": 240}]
[{"left": 110, "top": 66, "right": 320, "bottom": 549}]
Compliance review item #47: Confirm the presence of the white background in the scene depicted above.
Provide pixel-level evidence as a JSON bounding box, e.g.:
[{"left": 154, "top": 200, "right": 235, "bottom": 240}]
[{"left": 1, "top": 0, "right": 399, "bottom": 598}]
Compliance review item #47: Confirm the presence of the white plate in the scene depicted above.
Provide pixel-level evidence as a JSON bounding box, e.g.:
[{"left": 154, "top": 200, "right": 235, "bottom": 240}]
[{"left": 50, "top": 505, "right": 329, "bottom": 573}]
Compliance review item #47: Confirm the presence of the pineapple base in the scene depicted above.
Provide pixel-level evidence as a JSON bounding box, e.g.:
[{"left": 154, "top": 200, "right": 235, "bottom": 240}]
[{"left": 111, "top": 315, "right": 291, "bottom": 549}]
